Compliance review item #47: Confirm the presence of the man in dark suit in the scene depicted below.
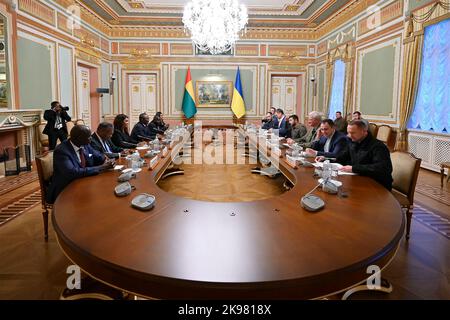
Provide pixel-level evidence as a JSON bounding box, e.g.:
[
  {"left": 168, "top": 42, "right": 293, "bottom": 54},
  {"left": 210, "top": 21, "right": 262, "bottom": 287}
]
[
  {"left": 269, "top": 106, "right": 278, "bottom": 128},
  {"left": 91, "top": 122, "right": 124, "bottom": 159},
  {"left": 46, "top": 125, "right": 114, "bottom": 204},
  {"left": 305, "top": 119, "right": 349, "bottom": 158},
  {"left": 43, "top": 101, "right": 72, "bottom": 150},
  {"left": 271, "top": 108, "right": 290, "bottom": 137},
  {"left": 130, "top": 113, "right": 153, "bottom": 142}
]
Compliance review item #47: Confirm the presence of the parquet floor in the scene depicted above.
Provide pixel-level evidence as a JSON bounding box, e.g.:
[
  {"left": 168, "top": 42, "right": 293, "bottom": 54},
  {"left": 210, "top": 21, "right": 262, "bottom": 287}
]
[{"left": 0, "top": 167, "right": 449, "bottom": 299}]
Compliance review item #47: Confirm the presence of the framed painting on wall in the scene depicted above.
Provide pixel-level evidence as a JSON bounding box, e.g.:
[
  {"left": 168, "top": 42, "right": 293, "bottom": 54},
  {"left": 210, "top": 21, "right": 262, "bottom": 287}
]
[
  {"left": 195, "top": 81, "right": 233, "bottom": 107},
  {"left": 0, "top": 80, "right": 7, "bottom": 108}
]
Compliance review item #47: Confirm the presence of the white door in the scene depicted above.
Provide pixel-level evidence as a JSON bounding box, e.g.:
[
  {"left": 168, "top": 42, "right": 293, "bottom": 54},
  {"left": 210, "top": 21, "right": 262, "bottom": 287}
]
[
  {"left": 128, "top": 74, "right": 157, "bottom": 126},
  {"left": 271, "top": 76, "right": 297, "bottom": 116},
  {"left": 77, "top": 67, "right": 91, "bottom": 126}
]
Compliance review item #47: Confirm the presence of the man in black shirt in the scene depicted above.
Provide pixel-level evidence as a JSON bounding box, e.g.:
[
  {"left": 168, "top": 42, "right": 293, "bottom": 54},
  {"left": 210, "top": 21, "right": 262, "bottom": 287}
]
[
  {"left": 261, "top": 112, "right": 273, "bottom": 130},
  {"left": 336, "top": 119, "right": 393, "bottom": 190},
  {"left": 43, "top": 101, "right": 72, "bottom": 150}
]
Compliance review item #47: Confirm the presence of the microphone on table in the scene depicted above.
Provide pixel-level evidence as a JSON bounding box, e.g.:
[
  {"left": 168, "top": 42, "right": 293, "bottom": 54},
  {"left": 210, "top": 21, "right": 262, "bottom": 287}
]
[
  {"left": 322, "top": 176, "right": 339, "bottom": 194},
  {"left": 301, "top": 181, "right": 325, "bottom": 212}
]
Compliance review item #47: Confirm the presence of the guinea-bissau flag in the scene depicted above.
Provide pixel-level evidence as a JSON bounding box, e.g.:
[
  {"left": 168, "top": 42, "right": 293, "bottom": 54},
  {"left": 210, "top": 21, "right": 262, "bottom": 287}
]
[
  {"left": 181, "top": 66, "right": 197, "bottom": 119},
  {"left": 231, "top": 67, "right": 246, "bottom": 119}
]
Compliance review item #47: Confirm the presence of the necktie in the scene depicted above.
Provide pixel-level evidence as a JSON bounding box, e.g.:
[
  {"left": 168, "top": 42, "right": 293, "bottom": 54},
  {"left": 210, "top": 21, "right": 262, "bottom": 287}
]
[
  {"left": 103, "top": 140, "right": 111, "bottom": 153},
  {"left": 79, "top": 147, "right": 86, "bottom": 168}
]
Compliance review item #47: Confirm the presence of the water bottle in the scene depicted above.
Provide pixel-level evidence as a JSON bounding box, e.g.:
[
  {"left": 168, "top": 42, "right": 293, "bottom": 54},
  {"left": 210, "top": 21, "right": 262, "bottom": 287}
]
[
  {"left": 153, "top": 138, "right": 160, "bottom": 151},
  {"left": 131, "top": 150, "right": 140, "bottom": 171},
  {"left": 323, "top": 160, "right": 331, "bottom": 180}
]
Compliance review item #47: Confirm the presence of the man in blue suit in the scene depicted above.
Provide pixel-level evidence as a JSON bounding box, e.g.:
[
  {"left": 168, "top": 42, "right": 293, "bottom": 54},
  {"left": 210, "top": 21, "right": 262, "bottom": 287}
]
[
  {"left": 46, "top": 125, "right": 114, "bottom": 204},
  {"left": 304, "top": 119, "right": 349, "bottom": 158},
  {"left": 271, "top": 108, "right": 290, "bottom": 137},
  {"left": 269, "top": 106, "right": 278, "bottom": 128}
]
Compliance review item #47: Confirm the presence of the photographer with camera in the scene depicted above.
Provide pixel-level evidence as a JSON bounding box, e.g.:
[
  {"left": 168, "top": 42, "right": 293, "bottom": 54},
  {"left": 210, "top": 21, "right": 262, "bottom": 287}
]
[{"left": 43, "top": 101, "right": 72, "bottom": 150}]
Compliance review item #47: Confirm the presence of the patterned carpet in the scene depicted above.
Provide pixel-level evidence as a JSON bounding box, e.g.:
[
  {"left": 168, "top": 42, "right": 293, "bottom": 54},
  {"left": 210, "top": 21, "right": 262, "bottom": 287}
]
[
  {"left": 416, "top": 183, "right": 450, "bottom": 206},
  {"left": 0, "top": 190, "right": 41, "bottom": 227},
  {"left": 413, "top": 203, "right": 450, "bottom": 240},
  {"left": 0, "top": 171, "right": 38, "bottom": 196}
]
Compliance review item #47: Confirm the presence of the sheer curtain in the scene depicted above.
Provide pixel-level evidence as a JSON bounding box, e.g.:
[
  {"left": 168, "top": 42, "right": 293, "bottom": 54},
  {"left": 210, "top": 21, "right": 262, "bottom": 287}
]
[
  {"left": 328, "top": 59, "right": 346, "bottom": 119},
  {"left": 407, "top": 18, "right": 450, "bottom": 133}
]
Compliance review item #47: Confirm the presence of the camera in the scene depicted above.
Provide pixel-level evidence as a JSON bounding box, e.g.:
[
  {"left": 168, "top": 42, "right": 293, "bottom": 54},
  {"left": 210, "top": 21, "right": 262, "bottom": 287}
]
[
  {"left": 62, "top": 106, "right": 69, "bottom": 111},
  {"left": 111, "top": 73, "right": 116, "bottom": 81}
]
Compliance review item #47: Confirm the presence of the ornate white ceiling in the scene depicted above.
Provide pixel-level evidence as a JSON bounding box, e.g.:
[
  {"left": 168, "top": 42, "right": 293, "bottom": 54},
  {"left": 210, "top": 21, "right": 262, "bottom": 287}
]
[{"left": 78, "top": 0, "right": 354, "bottom": 27}]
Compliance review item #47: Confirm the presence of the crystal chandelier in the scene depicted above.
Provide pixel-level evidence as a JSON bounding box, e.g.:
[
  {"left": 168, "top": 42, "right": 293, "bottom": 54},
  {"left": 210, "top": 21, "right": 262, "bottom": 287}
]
[{"left": 182, "top": 0, "right": 248, "bottom": 55}]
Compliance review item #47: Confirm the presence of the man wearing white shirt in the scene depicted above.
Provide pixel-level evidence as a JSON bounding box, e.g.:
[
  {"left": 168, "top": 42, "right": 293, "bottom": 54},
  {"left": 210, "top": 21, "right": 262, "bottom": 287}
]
[
  {"left": 46, "top": 125, "right": 114, "bottom": 203},
  {"left": 304, "top": 119, "right": 349, "bottom": 158}
]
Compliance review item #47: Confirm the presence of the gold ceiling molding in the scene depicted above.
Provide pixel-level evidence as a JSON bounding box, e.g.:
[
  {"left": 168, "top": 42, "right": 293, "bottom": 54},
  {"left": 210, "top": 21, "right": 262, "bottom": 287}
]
[
  {"left": 108, "top": 26, "right": 317, "bottom": 41},
  {"left": 269, "top": 45, "right": 307, "bottom": 57},
  {"left": 118, "top": 0, "right": 317, "bottom": 16},
  {"left": 54, "top": 0, "right": 111, "bottom": 35},
  {"left": 235, "top": 45, "right": 259, "bottom": 57},
  {"left": 358, "top": 0, "right": 403, "bottom": 36},
  {"left": 316, "top": 0, "right": 379, "bottom": 39},
  {"left": 169, "top": 44, "right": 194, "bottom": 56},
  {"left": 243, "top": 28, "right": 316, "bottom": 40},
  {"left": 18, "top": 0, "right": 56, "bottom": 26}
]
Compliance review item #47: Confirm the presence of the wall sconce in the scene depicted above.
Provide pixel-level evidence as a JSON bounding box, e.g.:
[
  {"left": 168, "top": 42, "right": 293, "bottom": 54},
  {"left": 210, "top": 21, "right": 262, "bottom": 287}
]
[
  {"left": 109, "top": 72, "right": 116, "bottom": 95},
  {"left": 310, "top": 75, "right": 317, "bottom": 96}
]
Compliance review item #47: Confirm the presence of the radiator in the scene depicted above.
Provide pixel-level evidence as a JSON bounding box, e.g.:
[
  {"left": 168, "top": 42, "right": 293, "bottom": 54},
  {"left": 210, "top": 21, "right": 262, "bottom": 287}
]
[{"left": 408, "top": 130, "right": 450, "bottom": 172}]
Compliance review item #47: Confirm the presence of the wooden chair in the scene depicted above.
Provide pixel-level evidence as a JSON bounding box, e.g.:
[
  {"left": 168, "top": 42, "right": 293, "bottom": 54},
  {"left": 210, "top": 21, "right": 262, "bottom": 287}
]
[
  {"left": 37, "top": 123, "right": 49, "bottom": 150},
  {"left": 441, "top": 162, "right": 450, "bottom": 187},
  {"left": 376, "top": 125, "right": 392, "bottom": 145},
  {"left": 66, "top": 121, "right": 75, "bottom": 136},
  {"left": 391, "top": 151, "right": 421, "bottom": 240},
  {"left": 35, "top": 151, "right": 54, "bottom": 241},
  {"left": 368, "top": 123, "right": 378, "bottom": 137}
]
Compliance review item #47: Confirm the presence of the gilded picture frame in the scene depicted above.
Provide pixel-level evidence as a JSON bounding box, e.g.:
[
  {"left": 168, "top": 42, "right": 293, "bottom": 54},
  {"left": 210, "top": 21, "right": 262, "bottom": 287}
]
[
  {"left": 0, "top": 80, "right": 7, "bottom": 108},
  {"left": 195, "top": 81, "right": 233, "bottom": 108}
]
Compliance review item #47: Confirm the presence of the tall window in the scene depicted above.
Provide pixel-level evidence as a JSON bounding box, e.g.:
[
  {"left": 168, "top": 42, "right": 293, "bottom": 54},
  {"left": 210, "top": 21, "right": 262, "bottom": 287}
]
[
  {"left": 408, "top": 18, "right": 450, "bottom": 133},
  {"left": 328, "top": 59, "right": 346, "bottom": 119}
]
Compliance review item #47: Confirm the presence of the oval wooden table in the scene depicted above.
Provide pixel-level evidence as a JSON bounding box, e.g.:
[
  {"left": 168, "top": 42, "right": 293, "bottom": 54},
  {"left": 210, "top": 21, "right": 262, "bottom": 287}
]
[{"left": 52, "top": 133, "right": 404, "bottom": 299}]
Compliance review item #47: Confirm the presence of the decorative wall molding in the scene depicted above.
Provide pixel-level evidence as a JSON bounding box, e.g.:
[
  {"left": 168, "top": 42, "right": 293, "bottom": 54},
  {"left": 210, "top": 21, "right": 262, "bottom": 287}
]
[
  {"left": 18, "top": 0, "right": 55, "bottom": 26},
  {"left": 355, "top": 35, "right": 401, "bottom": 124},
  {"left": 358, "top": 0, "right": 403, "bottom": 36},
  {"left": 329, "top": 25, "right": 356, "bottom": 49}
]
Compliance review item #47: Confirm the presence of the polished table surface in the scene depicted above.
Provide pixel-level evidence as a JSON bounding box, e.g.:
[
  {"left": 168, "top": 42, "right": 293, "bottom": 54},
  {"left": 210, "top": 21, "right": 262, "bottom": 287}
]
[{"left": 52, "top": 128, "right": 404, "bottom": 299}]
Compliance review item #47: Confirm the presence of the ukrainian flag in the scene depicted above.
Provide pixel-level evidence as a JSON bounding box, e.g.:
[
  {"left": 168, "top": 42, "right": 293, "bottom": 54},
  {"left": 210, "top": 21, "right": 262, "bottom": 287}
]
[
  {"left": 231, "top": 67, "right": 246, "bottom": 119},
  {"left": 182, "top": 66, "right": 197, "bottom": 119}
]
